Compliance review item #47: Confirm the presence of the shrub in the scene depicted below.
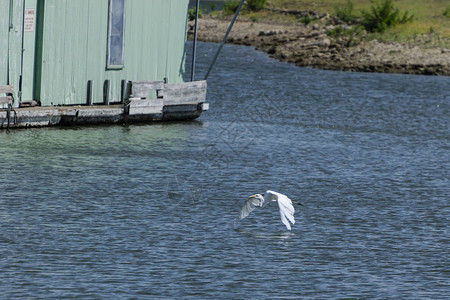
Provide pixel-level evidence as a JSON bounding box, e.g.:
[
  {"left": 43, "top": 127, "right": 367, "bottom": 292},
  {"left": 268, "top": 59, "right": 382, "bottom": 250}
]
[
  {"left": 188, "top": 7, "right": 203, "bottom": 21},
  {"left": 326, "top": 25, "right": 346, "bottom": 37},
  {"left": 300, "top": 15, "right": 313, "bottom": 25},
  {"left": 223, "top": 0, "right": 240, "bottom": 15},
  {"left": 444, "top": 6, "right": 450, "bottom": 18},
  {"left": 361, "top": 0, "right": 414, "bottom": 32},
  {"left": 246, "top": 0, "right": 267, "bottom": 11},
  {"left": 335, "top": 0, "right": 356, "bottom": 23},
  {"left": 210, "top": 2, "right": 216, "bottom": 12}
]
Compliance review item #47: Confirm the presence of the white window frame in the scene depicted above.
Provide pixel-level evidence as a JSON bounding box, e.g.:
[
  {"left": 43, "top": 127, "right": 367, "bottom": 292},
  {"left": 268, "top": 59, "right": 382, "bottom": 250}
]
[{"left": 107, "top": 0, "right": 126, "bottom": 69}]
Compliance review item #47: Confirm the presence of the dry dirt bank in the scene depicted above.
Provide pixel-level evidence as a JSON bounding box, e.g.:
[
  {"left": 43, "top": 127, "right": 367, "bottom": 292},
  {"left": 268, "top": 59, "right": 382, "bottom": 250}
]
[{"left": 188, "top": 16, "right": 450, "bottom": 76}]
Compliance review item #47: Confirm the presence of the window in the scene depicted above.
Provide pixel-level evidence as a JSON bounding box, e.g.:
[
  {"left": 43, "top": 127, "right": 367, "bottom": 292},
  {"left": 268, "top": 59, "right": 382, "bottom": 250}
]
[{"left": 107, "top": 0, "right": 125, "bottom": 68}]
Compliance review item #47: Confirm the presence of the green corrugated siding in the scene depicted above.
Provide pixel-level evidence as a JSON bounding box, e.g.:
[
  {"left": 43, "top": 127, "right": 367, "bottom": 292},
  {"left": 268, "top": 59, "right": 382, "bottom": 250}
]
[
  {"left": 11, "top": 0, "right": 24, "bottom": 105},
  {"left": 0, "top": 0, "right": 24, "bottom": 105},
  {"left": 36, "top": 0, "right": 189, "bottom": 106},
  {"left": 22, "top": 0, "right": 38, "bottom": 101},
  {"left": 0, "top": 0, "right": 9, "bottom": 87}
]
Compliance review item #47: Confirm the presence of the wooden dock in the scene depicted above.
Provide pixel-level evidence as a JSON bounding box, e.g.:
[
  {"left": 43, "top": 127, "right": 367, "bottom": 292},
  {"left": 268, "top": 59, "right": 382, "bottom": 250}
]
[{"left": 0, "top": 80, "right": 208, "bottom": 129}]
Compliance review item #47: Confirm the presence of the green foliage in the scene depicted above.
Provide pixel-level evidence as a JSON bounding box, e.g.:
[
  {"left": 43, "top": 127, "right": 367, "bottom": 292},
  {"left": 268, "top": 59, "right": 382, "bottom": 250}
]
[
  {"left": 299, "top": 14, "right": 313, "bottom": 25},
  {"left": 326, "top": 25, "right": 363, "bottom": 38},
  {"left": 209, "top": 2, "right": 217, "bottom": 12},
  {"left": 223, "top": 0, "right": 240, "bottom": 15},
  {"left": 188, "top": 7, "right": 203, "bottom": 21},
  {"left": 326, "top": 25, "right": 363, "bottom": 46},
  {"left": 443, "top": 6, "right": 450, "bottom": 18},
  {"left": 326, "top": 25, "right": 346, "bottom": 37},
  {"left": 335, "top": 0, "right": 356, "bottom": 23},
  {"left": 246, "top": 0, "right": 267, "bottom": 11},
  {"left": 361, "top": 0, "right": 414, "bottom": 33}
]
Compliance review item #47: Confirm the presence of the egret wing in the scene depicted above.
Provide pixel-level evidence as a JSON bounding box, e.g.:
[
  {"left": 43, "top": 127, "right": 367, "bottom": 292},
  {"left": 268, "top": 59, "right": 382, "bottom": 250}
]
[
  {"left": 262, "top": 190, "right": 276, "bottom": 207},
  {"left": 276, "top": 193, "right": 295, "bottom": 230},
  {"left": 235, "top": 196, "right": 263, "bottom": 223}
]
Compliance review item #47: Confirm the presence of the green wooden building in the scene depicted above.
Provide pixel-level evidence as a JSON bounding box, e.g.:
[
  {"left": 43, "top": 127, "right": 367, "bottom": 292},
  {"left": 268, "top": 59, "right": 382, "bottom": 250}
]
[{"left": 0, "top": 0, "right": 207, "bottom": 127}]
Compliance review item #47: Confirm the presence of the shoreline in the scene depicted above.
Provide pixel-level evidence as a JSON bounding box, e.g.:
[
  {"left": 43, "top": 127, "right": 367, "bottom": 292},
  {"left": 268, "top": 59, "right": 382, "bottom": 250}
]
[{"left": 188, "top": 16, "right": 450, "bottom": 76}]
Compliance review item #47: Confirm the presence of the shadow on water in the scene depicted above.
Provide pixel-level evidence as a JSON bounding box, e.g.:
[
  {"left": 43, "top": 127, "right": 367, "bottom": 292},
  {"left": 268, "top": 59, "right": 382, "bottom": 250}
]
[{"left": 233, "top": 227, "right": 296, "bottom": 240}]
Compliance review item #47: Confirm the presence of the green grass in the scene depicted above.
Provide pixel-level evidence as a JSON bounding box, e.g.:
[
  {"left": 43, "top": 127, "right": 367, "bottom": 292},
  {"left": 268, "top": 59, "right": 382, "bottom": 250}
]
[
  {"left": 205, "top": 0, "right": 450, "bottom": 47},
  {"left": 260, "top": 0, "right": 450, "bottom": 46}
]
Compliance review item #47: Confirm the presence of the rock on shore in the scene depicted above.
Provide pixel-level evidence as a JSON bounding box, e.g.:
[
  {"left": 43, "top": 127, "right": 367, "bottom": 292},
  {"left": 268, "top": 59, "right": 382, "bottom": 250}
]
[{"left": 188, "top": 16, "right": 450, "bottom": 76}]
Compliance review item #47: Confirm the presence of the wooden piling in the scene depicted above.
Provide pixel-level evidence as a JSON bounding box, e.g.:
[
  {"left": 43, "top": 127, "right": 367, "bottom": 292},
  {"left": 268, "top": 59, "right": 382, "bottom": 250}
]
[
  {"left": 120, "top": 79, "right": 127, "bottom": 104},
  {"left": 87, "top": 80, "right": 93, "bottom": 105},
  {"left": 103, "top": 80, "right": 110, "bottom": 105}
]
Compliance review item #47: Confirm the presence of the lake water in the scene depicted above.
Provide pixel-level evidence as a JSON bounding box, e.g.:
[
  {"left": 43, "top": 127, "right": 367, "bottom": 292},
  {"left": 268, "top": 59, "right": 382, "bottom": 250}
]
[{"left": 1, "top": 41, "right": 449, "bottom": 298}]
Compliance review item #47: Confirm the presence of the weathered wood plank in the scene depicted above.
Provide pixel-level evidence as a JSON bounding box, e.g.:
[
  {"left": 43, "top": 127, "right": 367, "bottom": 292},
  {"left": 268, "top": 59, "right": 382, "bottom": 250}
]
[
  {"left": 128, "top": 99, "right": 164, "bottom": 115},
  {"left": 0, "top": 85, "right": 13, "bottom": 93},
  {"left": 163, "top": 80, "right": 206, "bottom": 93},
  {"left": 130, "top": 81, "right": 165, "bottom": 98},
  {"left": 163, "top": 99, "right": 203, "bottom": 106},
  {"left": 163, "top": 80, "right": 207, "bottom": 104},
  {"left": 76, "top": 107, "right": 123, "bottom": 117},
  {"left": 128, "top": 99, "right": 163, "bottom": 108}
]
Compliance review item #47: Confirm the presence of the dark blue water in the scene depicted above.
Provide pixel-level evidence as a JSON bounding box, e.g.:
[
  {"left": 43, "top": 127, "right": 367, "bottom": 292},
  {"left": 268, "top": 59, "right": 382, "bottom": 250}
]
[{"left": 1, "top": 42, "right": 449, "bottom": 298}]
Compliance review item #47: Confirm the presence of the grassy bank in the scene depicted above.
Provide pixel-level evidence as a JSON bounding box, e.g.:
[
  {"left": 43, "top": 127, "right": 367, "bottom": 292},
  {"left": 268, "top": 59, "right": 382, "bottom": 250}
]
[{"left": 212, "top": 0, "right": 450, "bottom": 47}]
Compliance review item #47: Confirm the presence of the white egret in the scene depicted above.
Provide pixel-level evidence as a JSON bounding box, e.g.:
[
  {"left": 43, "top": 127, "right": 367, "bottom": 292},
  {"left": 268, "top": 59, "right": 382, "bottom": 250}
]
[{"left": 235, "top": 190, "right": 301, "bottom": 230}]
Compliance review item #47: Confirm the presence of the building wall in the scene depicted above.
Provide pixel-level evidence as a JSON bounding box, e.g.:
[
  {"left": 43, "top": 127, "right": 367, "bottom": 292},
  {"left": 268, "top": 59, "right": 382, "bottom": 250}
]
[
  {"left": 0, "top": 0, "right": 25, "bottom": 107},
  {"left": 0, "top": 0, "right": 9, "bottom": 87},
  {"left": 35, "top": 0, "right": 189, "bottom": 106}
]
